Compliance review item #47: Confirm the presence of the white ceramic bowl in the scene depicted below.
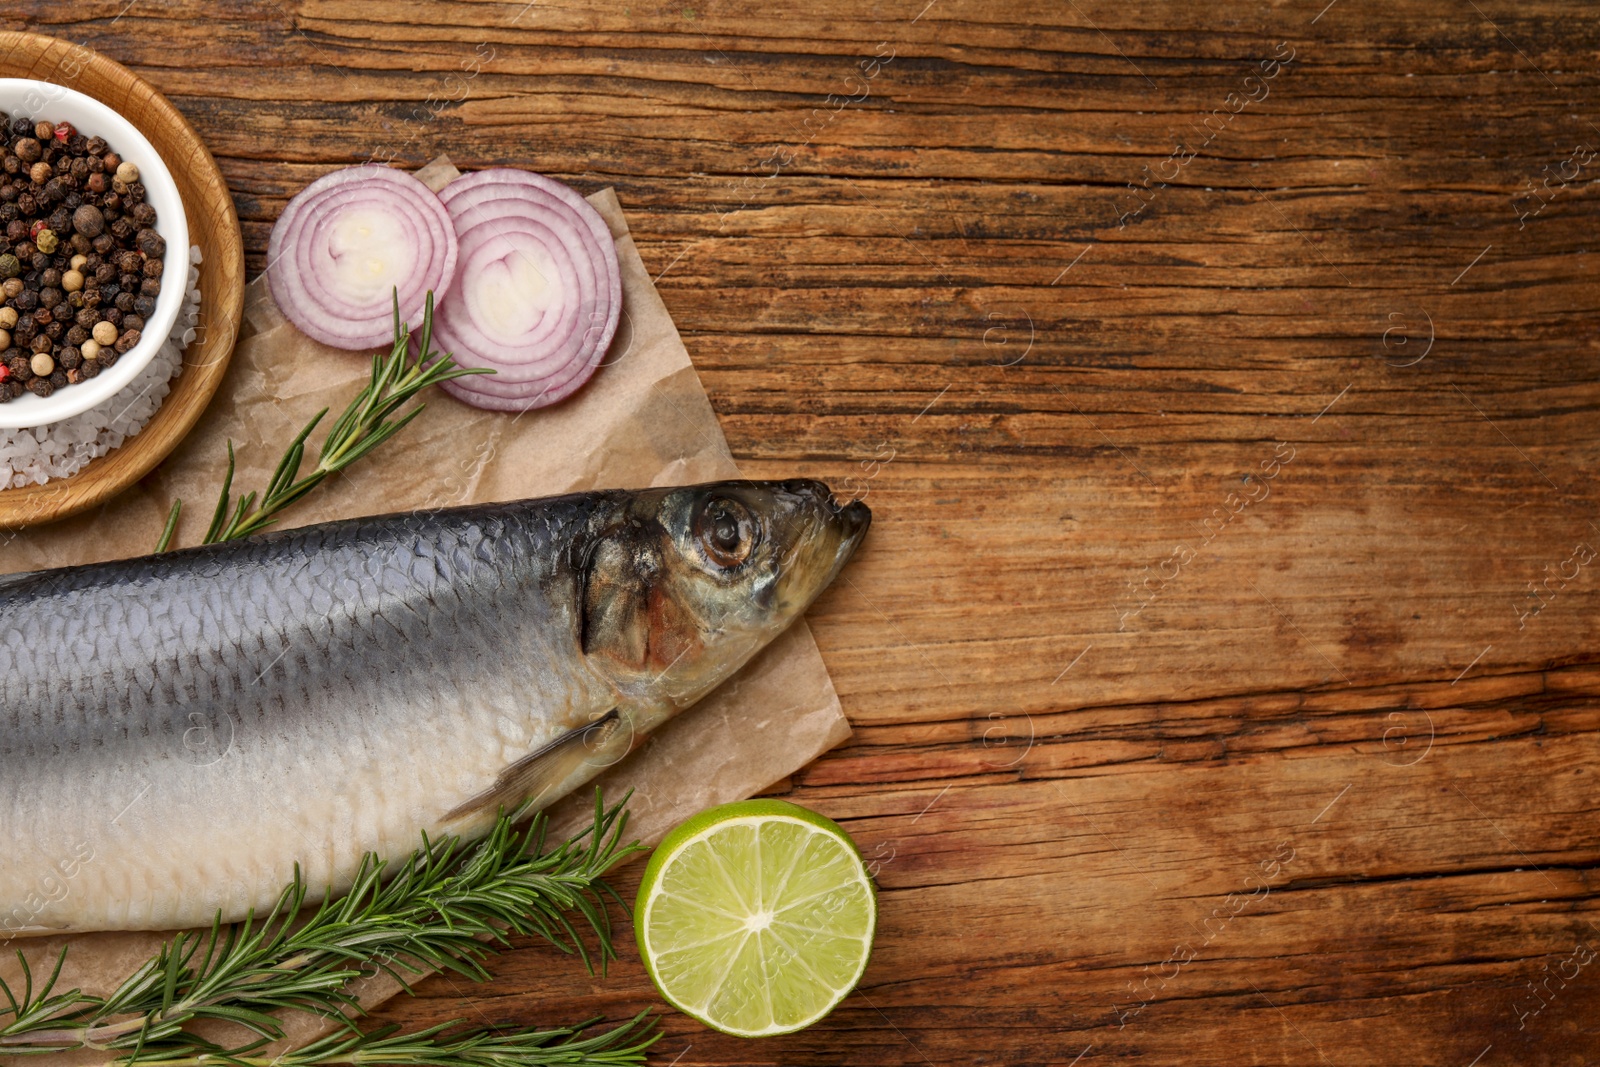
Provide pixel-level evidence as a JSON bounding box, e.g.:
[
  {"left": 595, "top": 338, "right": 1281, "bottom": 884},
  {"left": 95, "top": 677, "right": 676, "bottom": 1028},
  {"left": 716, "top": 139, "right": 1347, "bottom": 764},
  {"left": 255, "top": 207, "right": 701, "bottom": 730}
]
[{"left": 0, "top": 77, "right": 189, "bottom": 429}]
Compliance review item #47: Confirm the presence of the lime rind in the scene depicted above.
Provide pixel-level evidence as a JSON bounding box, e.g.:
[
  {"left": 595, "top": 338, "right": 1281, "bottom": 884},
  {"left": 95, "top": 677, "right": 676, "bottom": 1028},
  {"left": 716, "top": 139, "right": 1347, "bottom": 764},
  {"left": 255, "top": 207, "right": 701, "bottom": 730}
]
[{"left": 636, "top": 801, "right": 877, "bottom": 1038}]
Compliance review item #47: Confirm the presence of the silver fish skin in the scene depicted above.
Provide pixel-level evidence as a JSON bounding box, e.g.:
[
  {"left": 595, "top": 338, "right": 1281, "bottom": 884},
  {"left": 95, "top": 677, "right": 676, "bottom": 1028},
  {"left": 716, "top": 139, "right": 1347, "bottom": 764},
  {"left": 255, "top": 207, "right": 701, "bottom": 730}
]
[{"left": 0, "top": 480, "right": 869, "bottom": 934}]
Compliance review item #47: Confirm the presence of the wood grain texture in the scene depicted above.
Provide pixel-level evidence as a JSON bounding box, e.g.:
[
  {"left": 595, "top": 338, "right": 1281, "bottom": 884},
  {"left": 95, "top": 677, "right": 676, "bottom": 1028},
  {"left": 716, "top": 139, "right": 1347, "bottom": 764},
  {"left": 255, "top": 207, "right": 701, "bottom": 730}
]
[
  {"left": 4, "top": 1, "right": 1600, "bottom": 1063},
  {"left": 0, "top": 32, "right": 243, "bottom": 528}
]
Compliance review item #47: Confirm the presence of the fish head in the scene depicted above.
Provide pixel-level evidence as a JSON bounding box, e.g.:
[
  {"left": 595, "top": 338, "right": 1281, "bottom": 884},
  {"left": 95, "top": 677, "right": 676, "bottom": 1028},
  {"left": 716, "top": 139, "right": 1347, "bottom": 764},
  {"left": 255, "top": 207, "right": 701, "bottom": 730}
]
[{"left": 579, "top": 479, "right": 870, "bottom": 711}]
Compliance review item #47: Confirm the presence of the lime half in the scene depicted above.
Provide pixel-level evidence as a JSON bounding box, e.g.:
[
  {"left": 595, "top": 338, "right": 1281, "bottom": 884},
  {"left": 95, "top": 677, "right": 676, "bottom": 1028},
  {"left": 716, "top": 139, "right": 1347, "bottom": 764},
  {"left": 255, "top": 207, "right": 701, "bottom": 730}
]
[{"left": 635, "top": 798, "right": 877, "bottom": 1038}]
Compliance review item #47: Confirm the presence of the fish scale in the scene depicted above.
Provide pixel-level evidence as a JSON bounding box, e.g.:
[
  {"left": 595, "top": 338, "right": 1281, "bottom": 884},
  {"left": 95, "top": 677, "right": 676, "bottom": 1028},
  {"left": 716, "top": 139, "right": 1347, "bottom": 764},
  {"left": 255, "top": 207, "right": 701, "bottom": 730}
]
[{"left": 0, "top": 500, "right": 613, "bottom": 932}]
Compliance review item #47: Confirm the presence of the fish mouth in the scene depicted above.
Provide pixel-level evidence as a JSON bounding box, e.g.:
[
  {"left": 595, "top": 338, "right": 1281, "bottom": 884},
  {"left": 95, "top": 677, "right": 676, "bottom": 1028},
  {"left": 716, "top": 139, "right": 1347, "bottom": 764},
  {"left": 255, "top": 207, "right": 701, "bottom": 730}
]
[
  {"left": 833, "top": 497, "right": 871, "bottom": 566},
  {"left": 772, "top": 478, "right": 871, "bottom": 578}
]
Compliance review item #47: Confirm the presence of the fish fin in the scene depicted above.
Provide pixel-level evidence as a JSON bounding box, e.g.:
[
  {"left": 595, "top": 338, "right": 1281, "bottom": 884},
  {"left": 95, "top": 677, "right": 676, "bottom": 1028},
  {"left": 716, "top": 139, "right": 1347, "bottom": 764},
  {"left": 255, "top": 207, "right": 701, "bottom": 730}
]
[
  {"left": 0, "top": 925, "right": 60, "bottom": 938},
  {"left": 442, "top": 709, "right": 630, "bottom": 825}
]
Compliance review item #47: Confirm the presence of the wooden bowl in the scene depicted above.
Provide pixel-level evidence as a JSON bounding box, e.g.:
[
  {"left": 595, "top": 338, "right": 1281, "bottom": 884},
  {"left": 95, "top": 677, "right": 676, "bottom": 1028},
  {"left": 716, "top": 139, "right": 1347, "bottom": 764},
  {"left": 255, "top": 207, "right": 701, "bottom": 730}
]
[{"left": 0, "top": 32, "right": 243, "bottom": 528}]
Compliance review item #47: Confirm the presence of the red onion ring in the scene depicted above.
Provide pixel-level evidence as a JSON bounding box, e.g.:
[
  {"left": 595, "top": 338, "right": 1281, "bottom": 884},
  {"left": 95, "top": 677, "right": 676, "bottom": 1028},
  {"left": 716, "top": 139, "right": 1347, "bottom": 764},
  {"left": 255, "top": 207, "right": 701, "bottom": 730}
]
[
  {"left": 268, "top": 166, "right": 458, "bottom": 350},
  {"left": 429, "top": 168, "right": 621, "bottom": 411}
]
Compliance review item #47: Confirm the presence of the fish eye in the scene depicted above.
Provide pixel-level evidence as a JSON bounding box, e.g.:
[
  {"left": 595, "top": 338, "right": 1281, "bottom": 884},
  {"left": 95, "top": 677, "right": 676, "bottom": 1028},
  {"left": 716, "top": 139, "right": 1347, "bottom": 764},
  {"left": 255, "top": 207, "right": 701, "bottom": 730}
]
[{"left": 695, "top": 496, "right": 756, "bottom": 569}]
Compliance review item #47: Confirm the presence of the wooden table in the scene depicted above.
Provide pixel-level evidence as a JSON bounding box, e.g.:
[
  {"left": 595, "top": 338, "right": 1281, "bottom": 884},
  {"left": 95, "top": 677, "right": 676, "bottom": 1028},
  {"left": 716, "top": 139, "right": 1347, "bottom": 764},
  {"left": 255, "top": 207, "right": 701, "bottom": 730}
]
[{"left": 12, "top": 1, "right": 1600, "bottom": 1063}]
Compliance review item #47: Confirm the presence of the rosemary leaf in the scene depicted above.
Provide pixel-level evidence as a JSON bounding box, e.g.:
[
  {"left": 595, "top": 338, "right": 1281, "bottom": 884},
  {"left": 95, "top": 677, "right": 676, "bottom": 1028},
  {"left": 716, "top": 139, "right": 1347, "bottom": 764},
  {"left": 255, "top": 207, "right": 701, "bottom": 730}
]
[{"left": 154, "top": 500, "right": 182, "bottom": 553}]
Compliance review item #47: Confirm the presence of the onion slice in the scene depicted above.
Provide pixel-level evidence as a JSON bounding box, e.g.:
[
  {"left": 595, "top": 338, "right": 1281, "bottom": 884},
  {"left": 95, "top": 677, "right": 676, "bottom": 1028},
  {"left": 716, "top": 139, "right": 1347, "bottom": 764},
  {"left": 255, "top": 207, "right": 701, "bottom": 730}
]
[
  {"left": 268, "top": 166, "right": 458, "bottom": 350},
  {"left": 429, "top": 168, "right": 621, "bottom": 411}
]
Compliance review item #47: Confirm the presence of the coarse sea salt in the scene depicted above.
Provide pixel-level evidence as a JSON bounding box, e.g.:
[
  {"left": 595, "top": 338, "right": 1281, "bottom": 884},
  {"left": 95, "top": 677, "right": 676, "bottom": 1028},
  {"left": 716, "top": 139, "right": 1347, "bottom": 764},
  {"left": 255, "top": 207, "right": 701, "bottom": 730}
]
[{"left": 0, "top": 246, "right": 203, "bottom": 489}]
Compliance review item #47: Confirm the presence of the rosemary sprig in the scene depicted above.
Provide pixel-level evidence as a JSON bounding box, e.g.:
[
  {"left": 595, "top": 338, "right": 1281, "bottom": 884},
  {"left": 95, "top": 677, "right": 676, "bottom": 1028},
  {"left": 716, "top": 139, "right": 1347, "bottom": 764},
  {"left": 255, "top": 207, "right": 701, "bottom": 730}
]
[
  {"left": 125, "top": 1012, "right": 658, "bottom": 1067},
  {"left": 156, "top": 291, "right": 490, "bottom": 552},
  {"left": 0, "top": 792, "right": 649, "bottom": 1064}
]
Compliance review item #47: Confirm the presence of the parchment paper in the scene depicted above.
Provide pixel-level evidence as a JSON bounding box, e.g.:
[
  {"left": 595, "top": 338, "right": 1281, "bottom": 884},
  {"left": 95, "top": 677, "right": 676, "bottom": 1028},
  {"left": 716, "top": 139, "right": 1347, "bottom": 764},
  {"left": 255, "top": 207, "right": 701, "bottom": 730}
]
[{"left": 0, "top": 165, "right": 851, "bottom": 1063}]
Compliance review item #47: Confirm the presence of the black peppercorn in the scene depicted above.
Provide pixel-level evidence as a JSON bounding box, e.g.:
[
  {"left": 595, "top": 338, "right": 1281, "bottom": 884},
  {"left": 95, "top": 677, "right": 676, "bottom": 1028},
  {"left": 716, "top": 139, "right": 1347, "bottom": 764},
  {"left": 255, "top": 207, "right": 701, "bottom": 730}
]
[
  {"left": 91, "top": 233, "right": 113, "bottom": 255},
  {"left": 15, "top": 192, "right": 34, "bottom": 215},
  {"left": 139, "top": 276, "right": 160, "bottom": 297},
  {"left": 109, "top": 217, "right": 134, "bottom": 241},
  {"left": 102, "top": 307, "right": 121, "bottom": 327},
  {"left": 43, "top": 320, "right": 61, "bottom": 341},
  {"left": 13, "top": 138, "right": 39, "bottom": 164},
  {"left": 65, "top": 324, "right": 86, "bottom": 346},
  {"left": 26, "top": 376, "right": 51, "bottom": 397},
  {"left": 114, "top": 328, "right": 139, "bottom": 353},
  {"left": 79, "top": 357, "right": 98, "bottom": 379},
  {"left": 71, "top": 203, "right": 102, "bottom": 237},
  {"left": 119, "top": 272, "right": 138, "bottom": 291},
  {"left": 13, "top": 289, "right": 35, "bottom": 311},
  {"left": 58, "top": 346, "right": 80, "bottom": 370},
  {"left": 29, "top": 252, "right": 47, "bottom": 272},
  {"left": 114, "top": 291, "right": 134, "bottom": 312},
  {"left": 5, "top": 353, "right": 27, "bottom": 378},
  {"left": 142, "top": 256, "right": 162, "bottom": 279},
  {"left": 48, "top": 369, "right": 66, "bottom": 389},
  {"left": 121, "top": 313, "right": 144, "bottom": 332},
  {"left": 39, "top": 267, "right": 59, "bottom": 288},
  {"left": 93, "top": 262, "right": 114, "bottom": 284},
  {"left": 136, "top": 228, "right": 164, "bottom": 258},
  {"left": 132, "top": 295, "right": 155, "bottom": 317},
  {"left": 74, "top": 307, "right": 96, "bottom": 328},
  {"left": 29, "top": 333, "right": 50, "bottom": 353}
]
